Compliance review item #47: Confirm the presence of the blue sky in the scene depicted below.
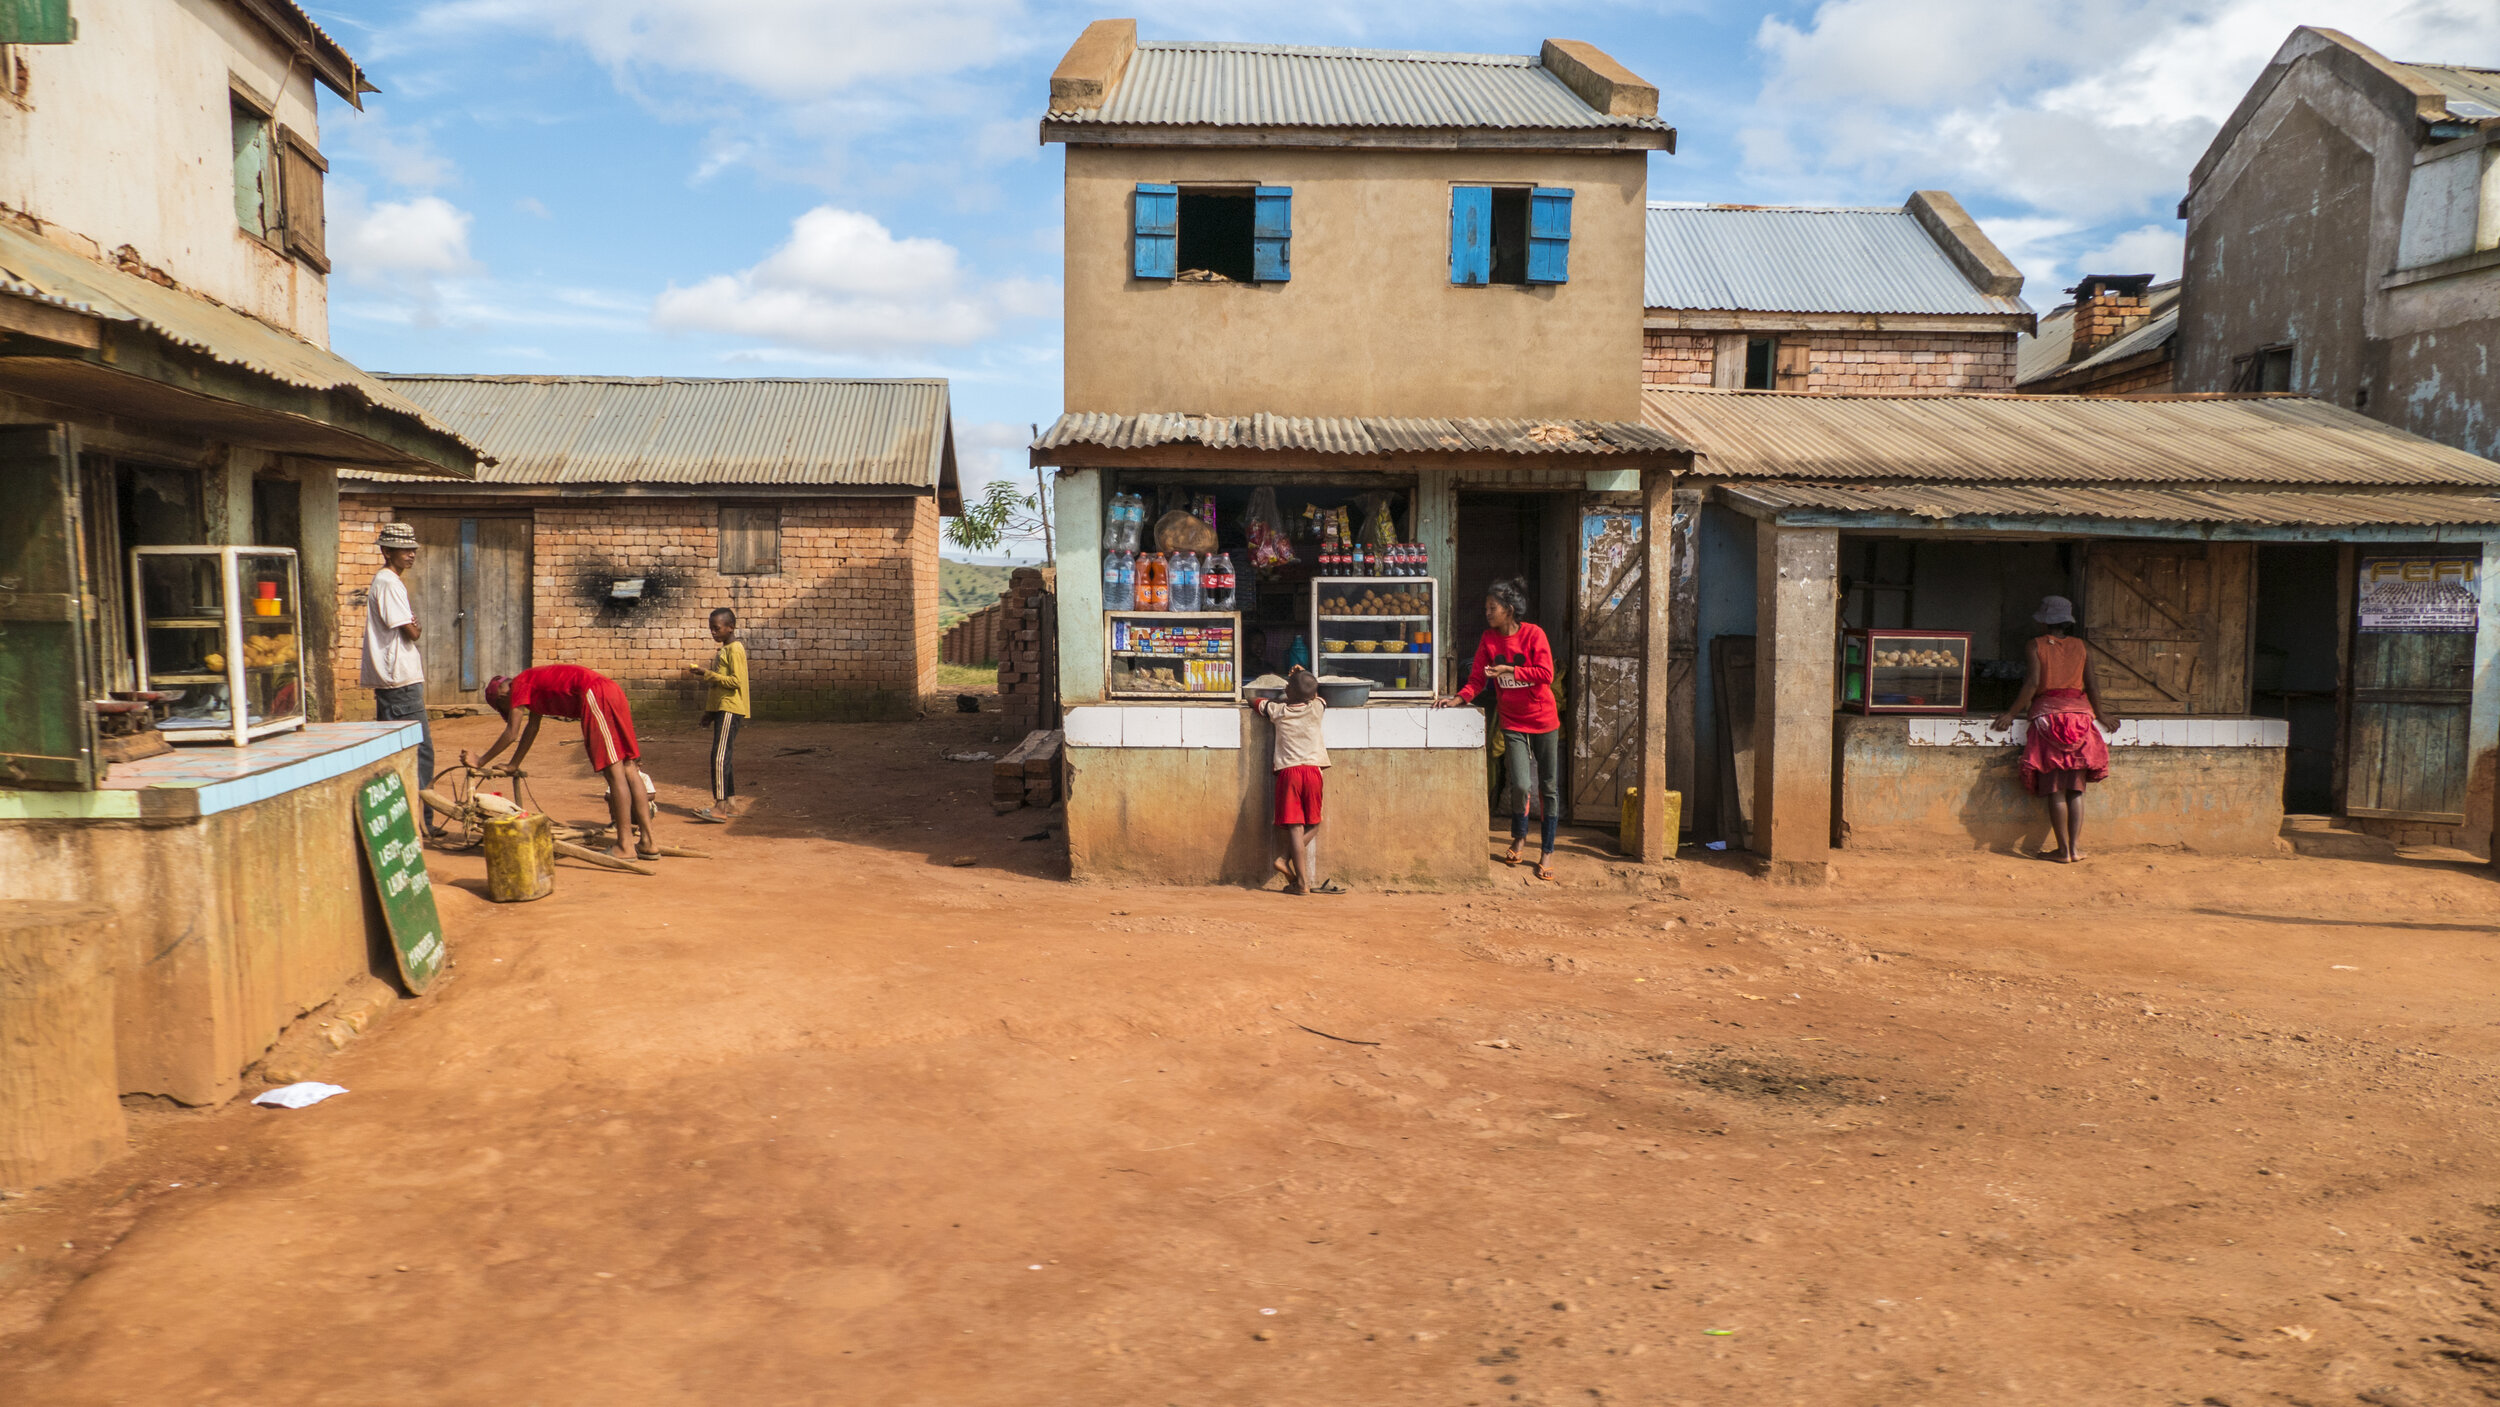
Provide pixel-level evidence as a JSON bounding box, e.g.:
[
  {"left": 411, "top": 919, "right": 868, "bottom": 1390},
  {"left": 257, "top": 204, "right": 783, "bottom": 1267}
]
[{"left": 310, "top": 0, "right": 2498, "bottom": 545}]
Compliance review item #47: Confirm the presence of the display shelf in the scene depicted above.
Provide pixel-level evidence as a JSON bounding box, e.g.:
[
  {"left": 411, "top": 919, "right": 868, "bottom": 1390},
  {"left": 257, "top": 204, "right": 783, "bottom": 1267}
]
[
  {"left": 1307, "top": 577, "right": 1439, "bottom": 699},
  {"left": 1105, "top": 610, "right": 1241, "bottom": 701},
  {"left": 133, "top": 546, "right": 307, "bottom": 747},
  {"left": 1840, "top": 628, "right": 1972, "bottom": 716}
]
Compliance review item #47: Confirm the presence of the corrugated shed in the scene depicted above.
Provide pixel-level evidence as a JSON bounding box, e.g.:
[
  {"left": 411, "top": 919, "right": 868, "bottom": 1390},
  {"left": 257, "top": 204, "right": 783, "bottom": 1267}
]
[
  {"left": 1644, "top": 387, "right": 2500, "bottom": 487},
  {"left": 2016, "top": 282, "right": 2181, "bottom": 384},
  {"left": 2401, "top": 61, "right": 2500, "bottom": 118},
  {"left": 0, "top": 223, "right": 473, "bottom": 464},
  {"left": 1050, "top": 42, "right": 1668, "bottom": 131},
  {"left": 1724, "top": 482, "right": 2500, "bottom": 529},
  {"left": 1035, "top": 411, "right": 1688, "bottom": 457},
  {"left": 348, "top": 377, "right": 953, "bottom": 489},
  {"left": 1643, "top": 205, "right": 2030, "bottom": 316}
]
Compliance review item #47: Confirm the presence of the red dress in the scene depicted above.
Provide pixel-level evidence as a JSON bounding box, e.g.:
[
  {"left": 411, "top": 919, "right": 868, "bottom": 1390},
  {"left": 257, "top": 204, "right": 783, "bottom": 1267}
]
[{"left": 2021, "top": 637, "right": 2108, "bottom": 795}]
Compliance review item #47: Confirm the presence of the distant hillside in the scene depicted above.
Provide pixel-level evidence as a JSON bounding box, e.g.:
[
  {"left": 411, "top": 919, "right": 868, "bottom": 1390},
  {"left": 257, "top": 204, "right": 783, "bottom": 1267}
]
[{"left": 939, "top": 559, "right": 1018, "bottom": 628}]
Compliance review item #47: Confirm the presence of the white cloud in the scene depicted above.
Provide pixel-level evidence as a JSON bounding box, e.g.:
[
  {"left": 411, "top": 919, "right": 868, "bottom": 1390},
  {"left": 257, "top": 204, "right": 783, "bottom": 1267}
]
[
  {"left": 653, "top": 206, "right": 1053, "bottom": 353},
  {"left": 335, "top": 193, "right": 478, "bottom": 280},
  {"left": 327, "top": 106, "right": 459, "bottom": 191},
  {"left": 2075, "top": 225, "right": 2187, "bottom": 284},
  {"left": 413, "top": 0, "right": 1027, "bottom": 100}
]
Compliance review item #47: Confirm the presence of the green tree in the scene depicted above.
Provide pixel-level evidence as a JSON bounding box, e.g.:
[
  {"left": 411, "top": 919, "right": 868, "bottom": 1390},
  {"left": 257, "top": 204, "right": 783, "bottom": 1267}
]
[{"left": 946, "top": 476, "right": 1054, "bottom": 557}]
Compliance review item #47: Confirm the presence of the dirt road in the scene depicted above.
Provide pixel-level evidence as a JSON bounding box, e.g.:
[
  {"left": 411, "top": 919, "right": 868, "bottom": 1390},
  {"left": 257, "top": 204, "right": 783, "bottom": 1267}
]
[{"left": 5, "top": 710, "right": 2500, "bottom": 1406}]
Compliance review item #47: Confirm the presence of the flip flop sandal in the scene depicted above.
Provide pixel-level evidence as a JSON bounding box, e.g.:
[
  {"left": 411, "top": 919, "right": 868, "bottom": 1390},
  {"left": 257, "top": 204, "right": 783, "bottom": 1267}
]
[
  {"left": 636, "top": 848, "right": 665, "bottom": 861},
  {"left": 692, "top": 807, "right": 729, "bottom": 824},
  {"left": 1501, "top": 847, "right": 1524, "bottom": 867},
  {"left": 1533, "top": 862, "right": 1558, "bottom": 882},
  {"left": 1312, "top": 879, "right": 1349, "bottom": 895}
]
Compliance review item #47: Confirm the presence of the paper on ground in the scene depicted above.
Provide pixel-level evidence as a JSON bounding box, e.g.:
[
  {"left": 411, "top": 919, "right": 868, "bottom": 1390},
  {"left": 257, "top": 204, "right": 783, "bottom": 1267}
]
[{"left": 253, "top": 1082, "right": 348, "bottom": 1109}]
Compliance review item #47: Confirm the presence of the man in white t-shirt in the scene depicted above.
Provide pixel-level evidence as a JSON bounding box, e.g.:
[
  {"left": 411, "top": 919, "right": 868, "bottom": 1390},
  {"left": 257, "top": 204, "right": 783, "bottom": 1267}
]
[{"left": 361, "top": 521, "right": 439, "bottom": 834}]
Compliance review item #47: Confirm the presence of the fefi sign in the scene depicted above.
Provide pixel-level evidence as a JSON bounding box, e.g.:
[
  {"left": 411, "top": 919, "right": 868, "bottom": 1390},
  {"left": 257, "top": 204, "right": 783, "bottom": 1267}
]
[{"left": 356, "top": 768, "right": 445, "bottom": 992}]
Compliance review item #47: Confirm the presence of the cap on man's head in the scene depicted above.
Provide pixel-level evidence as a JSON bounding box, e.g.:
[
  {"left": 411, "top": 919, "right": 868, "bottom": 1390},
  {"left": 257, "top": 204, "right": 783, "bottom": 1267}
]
[
  {"left": 2034, "top": 595, "right": 2076, "bottom": 625},
  {"left": 377, "top": 522, "right": 419, "bottom": 552}
]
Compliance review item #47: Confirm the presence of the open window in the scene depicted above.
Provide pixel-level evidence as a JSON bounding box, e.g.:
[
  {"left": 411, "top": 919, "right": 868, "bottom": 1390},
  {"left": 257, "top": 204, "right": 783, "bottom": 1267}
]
[
  {"left": 231, "top": 90, "right": 275, "bottom": 242},
  {"left": 2233, "top": 343, "right": 2296, "bottom": 392},
  {"left": 1451, "top": 186, "right": 1572, "bottom": 286},
  {"left": 1133, "top": 183, "right": 1290, "bottom": 283}
]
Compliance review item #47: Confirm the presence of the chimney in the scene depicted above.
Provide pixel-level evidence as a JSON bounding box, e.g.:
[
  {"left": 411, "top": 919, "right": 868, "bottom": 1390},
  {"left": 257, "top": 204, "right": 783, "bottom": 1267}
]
[{"left": 2067, "top": 275, "right": 2156, "bottom": 361}]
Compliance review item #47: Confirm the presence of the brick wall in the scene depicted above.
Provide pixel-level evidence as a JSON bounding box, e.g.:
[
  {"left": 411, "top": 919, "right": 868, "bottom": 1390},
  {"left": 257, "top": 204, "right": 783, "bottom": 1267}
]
[
  {"left": 1641, "top": 328, "right": 2018, "bottom": 391},
  {"left": 332, "top": 493, "right": 942, "bottom": 723},
  {"left": 943, "top": 601, "right": 1006, "bottom": 665},
  {"left": 1640, "top": 330, "right": 1718, "bottom": 385},
  {"left": 996, "top": 567, "right": 1057, "bottom": 739}
]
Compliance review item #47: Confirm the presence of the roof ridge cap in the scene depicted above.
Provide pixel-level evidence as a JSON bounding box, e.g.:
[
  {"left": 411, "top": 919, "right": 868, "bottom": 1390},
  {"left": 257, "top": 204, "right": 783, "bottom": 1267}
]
[{"left": 1139, "top": 40, "right": 1537, "bottom": 65}]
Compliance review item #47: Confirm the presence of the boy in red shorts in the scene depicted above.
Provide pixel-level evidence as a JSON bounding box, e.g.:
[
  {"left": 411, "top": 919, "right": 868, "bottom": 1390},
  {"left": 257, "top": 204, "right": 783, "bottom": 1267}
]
[
  {"left": 1250, "top": 667, "right": 1343, "bottom": 895},
  {"left": 465, "top": 664, "right": 661, "bottom": 861}
]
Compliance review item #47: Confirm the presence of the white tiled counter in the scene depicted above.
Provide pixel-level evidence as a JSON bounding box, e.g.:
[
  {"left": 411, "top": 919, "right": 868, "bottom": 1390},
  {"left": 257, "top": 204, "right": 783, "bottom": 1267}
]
[
  {"left": 1060, "top": 703, "right": 1490, "bottom": 886},
  {"left": 1908, "top": 716, "right": 2291, "bottom": 748}
]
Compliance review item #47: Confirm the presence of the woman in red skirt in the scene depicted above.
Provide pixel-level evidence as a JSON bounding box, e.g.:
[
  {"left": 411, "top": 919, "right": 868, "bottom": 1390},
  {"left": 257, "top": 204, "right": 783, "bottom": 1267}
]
[{"left": 1992, "top": 596, "right": 2119, "bottom": 863}]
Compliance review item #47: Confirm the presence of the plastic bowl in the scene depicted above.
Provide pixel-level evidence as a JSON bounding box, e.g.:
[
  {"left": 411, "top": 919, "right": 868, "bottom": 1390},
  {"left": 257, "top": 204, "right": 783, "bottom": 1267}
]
[
  {"left": 1354, "top": 640, "right": 1378, "bottom": 653},
  {"left": 1316, "top": 679, "right": 1374, "bottom": 709}
]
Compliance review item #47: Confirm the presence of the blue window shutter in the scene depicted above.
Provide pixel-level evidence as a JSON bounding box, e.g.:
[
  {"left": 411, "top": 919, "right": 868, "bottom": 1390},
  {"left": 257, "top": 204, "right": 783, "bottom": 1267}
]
[
  {"left": 1133, "top": 183, "right": 1177, "bottom": 280},
  {"left": 1450, "top": 186, "right": 1491, "bottom": 286},
  {"left": 1527, "top": 187, "right": 1573, "bottom": 284},
  {"left": 1252, "top": 185, "right": 1292, "bottom": 282}
]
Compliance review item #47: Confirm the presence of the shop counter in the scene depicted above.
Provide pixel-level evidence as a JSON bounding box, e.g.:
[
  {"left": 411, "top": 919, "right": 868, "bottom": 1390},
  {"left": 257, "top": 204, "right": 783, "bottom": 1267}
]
[
  {"left": 0, "top": 723, "right": 424, "bottom": 1104},
  {"left": 1062, "top": 703, "right": 1489, "bottom": 886},
  {"left": 1835, "top": 712, "right": 2290, "bottom": 856}
]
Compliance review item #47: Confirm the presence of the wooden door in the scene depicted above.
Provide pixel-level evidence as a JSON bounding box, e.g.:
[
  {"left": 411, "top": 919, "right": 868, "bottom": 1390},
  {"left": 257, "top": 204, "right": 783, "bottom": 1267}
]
[
  {"left": 2082, "top": 542, "right": 2253, "bottom": 714},
  {"left": 2346, "top": 556, "right": 2477, "bottom": 821},
  {"left": 404, "top": 513, "right": 532, "bottom": 705},
  {"left": 1570, "top": 501, "right": 1645, "bottom": 823}
]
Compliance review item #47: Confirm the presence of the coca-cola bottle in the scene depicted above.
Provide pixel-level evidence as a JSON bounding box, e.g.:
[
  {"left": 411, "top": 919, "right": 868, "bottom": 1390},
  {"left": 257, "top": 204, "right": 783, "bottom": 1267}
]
[{"left": 1204, "top": 552, "right": 1236, "bottom": 610}]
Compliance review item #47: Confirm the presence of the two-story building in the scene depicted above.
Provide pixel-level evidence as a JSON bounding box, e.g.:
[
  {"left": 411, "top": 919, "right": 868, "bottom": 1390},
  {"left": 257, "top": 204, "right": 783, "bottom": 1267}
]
[
  {"left": 0, "top": 1, "right": 479, "bottom": 1155},
  {"left": 1642, "top": 196, "right": 2033, "bottom": 392},
  {"left": 1032, "top": 22, "right": 1690, "bottom": 884},
  {"left": 2176, "top": 26, "right": 2499, "bottom": 456}
]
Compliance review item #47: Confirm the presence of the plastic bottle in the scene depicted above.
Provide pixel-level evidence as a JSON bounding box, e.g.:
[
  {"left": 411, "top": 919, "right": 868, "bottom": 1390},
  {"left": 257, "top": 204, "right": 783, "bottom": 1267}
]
[
  {"left": 1172, "top": 551, "right": 1201, "bottom": 612},
  {"left": 1145, "top": 553, "right": 1169, "bottom": 611},
  {"left": 1102, "top": 550, "right": 1126, "bottom": 611},
  {"left": 1204, "top": 552, "right": 1236, "bottom": 611}
]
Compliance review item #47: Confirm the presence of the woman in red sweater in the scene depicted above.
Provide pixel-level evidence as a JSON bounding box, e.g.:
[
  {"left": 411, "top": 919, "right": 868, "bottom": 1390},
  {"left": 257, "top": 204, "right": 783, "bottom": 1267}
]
[{"left": 1438, "top": 579, "right": 1562, "bottom": 880}]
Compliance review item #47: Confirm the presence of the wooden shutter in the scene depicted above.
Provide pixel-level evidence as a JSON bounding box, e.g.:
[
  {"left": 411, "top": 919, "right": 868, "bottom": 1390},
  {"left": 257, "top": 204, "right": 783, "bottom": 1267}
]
[
  {"left": 1773, "top": 340, "right": 1811, "bottom": 390},
  {"left": 0, "top": 423, "right": 97, "bottom": 788},
  {"left": 719, "top": 504, "right": 780, "bottom": 576},
  {"left": 1526, "top": 187, "right": 1573, "bottom": 284},
  {"left": 1252, "top": 186, "right": 1291, "bottom": 283},
  {"left": 2081, "top": 542, "right": 2252, "bottom": 715},
  {"left": 1132, "top": 183, "right": 1176, "bottom": 280},
  {"left": 276, "top": 126, "right": 329, "bottom": 272},
  {"left": 1450, "top": 186, "right": 1492, "bottom": 286}
]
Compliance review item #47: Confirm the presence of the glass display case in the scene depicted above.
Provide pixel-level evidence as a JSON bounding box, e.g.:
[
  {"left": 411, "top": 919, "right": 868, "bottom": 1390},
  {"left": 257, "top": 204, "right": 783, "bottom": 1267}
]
[
  {"left": 1841, "top": 628, "right": 1971, "bottom": 715},
  {"left": 132, "top": 546, "right": 306, "bottom": 746},
  {"left": 1106, "top": 611, "right": 1240, "bottom": 700},
  {"left": 1308, "top": 577, "right": 1438, "bottom": 699}
]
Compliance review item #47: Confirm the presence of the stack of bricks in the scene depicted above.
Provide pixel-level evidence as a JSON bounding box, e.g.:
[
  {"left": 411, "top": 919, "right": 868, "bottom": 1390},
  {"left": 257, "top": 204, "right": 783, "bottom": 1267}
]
[
  {"left": 993, "top": 729, "right": 1063, "bottom": 813},
  {"left": 943, "top": 601, "right": 1005, "bottom": 665},
  {"left": 995, "top": 566, "right": 1057, "bottom": 739},
  {"left": 1639, "top": 329, "right": 2018, "bottom": 392}
]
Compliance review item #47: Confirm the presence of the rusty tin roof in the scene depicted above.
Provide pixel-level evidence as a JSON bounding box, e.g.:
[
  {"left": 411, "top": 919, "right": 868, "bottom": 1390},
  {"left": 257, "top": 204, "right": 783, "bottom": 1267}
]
[
  {"left": 1034, "top": 411, "right": 1689, "bottom": 458},
  {"left": 1724, "top": 481, "right": 2500, "bottom": 530},
  {"left": 1046, "top": 42, "right": 1670, "bottom": 134}
]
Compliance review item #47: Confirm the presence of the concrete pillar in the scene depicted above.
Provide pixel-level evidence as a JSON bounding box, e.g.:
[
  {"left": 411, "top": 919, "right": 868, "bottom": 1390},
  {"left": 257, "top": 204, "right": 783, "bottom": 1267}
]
[
  {"left": 1635, "top": 467, "right": 1675, "bottom": 862},
  {"left": 1052, "top": 467, "right": 1104, "bottom": 703},
  {"left": 1413, "top": 469, "right": 1457, "bottom": 693},
  {"left": 1750, "top": 522, "right": 1838, "bottom": 884},
  {"left": 297, "top": 462, "right": 340, "bottom": 721},
  {"left": 201, "top": 446, "right": 266, "bottom": 546},
  {"left": 2472, "top": 538, "right": 2500, "bottom": 859}
]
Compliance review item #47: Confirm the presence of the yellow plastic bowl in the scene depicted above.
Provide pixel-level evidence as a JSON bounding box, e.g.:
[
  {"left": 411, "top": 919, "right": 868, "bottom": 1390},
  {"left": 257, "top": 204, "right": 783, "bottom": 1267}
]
[
  {"left": 1354, "top": 640, "right": 1379, "bottom": 653},
  {"left": 1324, "top": 639, "right": 1349, "bottom": 653}
]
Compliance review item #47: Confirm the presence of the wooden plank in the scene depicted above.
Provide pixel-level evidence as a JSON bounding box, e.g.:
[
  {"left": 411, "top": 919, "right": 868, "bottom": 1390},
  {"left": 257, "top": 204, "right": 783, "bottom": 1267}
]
[
  {"left": 2333, "top": 544, "right": 2355, "bottom": 813},
  {"left": 474, "top": 516, "right": 532, "bottom": 691},
  {"left": 1710, "top": 634, "right": 1756, "bottom": 847},
  {"left": 406, "top": 514, "right": 464, "bottom": 705}
]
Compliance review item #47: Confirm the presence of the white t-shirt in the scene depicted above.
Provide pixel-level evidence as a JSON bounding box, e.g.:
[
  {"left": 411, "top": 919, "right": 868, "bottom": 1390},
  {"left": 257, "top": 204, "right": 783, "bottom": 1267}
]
[{"left": 360, "top": 567, "right": 423, "bottom": 689}]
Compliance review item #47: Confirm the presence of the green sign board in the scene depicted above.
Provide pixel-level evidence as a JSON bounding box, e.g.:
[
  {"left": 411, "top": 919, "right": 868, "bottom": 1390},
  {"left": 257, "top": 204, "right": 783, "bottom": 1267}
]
[{"left": 357, "top": 768, "right": 444, "bottom": 993}]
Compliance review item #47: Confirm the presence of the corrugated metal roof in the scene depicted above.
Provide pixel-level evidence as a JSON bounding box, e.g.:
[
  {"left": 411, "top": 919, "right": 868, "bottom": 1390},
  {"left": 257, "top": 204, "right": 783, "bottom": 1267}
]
[
  {"left": 0, "top": 223, "right": 474, "bottom": 468},
  {"left": 1725, "top": 482, "right": 2500, "bottom": 529},
  {"left": 2400, "top": 61, "right": 2500, "bottom": 119},
  {"left": 2017, "top": 282, "right": 2182, "bottom": 383},
  {"left": 1035, "top": 411, "right": 1688, "bottom": 457},
  {"left": 1049, "top": 42, "right": 1668, "bottom": 131},
  {"left": 349, "top": 376, "right": 953, "bottom": 488},
  {"left": 1643, "top": 205, "right": 2029, "bottom": 316},
  {"left": 1643, "top": 386, "right": 2500, "bottom": 487}
]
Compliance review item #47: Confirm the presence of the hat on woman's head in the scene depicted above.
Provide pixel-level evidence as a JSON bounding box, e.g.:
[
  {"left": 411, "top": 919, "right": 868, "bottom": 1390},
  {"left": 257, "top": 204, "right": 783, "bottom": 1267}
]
[
  {"left": 377, "top": 522, "right": 419, "bottom": 551},
  {"left": 2034, "top": 595, "right": 2076, "bottom": 625}
]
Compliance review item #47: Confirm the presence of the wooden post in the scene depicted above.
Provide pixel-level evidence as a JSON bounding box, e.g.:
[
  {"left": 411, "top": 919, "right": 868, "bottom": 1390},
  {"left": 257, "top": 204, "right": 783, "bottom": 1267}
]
[
  {"left": 0, "top": 900, "right": 123, "bottom": 1189},
  {"left": 1750, "top": 523, "right": 1838, "bottom": 884},
  {"left": 1413, "top": 469, "right": 1458, "bottom": 694},
  {"left": 2471, "top": 539, "right": 2500, "bottom": 857},
  {"left": 1636, "top": 467, "right": 1675, "bottom": 861},
  {"left": 2332, "top": 544, "right": 2356, "bottom": 817}
]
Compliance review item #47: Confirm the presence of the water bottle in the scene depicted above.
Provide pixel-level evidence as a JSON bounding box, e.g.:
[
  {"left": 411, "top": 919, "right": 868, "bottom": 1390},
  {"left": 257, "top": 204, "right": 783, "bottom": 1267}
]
[
  {"left": 1204, "top": 552, "right": 1236, "bottom": 611},
  {"left": 1103, "top": 550, "right": 1126, "bottom": 611},
  {"left": 1172, "top": 551, "right": 1201, "bottom": 612}
]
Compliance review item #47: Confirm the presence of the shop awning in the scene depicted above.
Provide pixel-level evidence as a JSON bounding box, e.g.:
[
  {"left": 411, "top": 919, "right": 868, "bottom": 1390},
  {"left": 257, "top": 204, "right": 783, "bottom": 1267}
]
[
  {"left": 1722, "top": 481, "right": 2500, "bottom": 542},
  {"left": 1034, "top": 411, "right": 1690, "bottom": 469},
  {"left": 0, "top": 225, "right": 478, "bottom": 475}
]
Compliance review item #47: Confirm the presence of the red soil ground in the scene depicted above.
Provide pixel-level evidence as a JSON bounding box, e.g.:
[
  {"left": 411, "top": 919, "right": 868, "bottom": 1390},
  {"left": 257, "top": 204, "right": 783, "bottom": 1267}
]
[{"left": 5, "top": 708, "right": 2500, "bottom": 1406}]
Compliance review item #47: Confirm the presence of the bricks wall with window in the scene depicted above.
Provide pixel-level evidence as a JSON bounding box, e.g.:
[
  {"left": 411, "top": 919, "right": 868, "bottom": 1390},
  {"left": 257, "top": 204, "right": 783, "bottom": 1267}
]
[
  {"left": 1641, "top": 328, "right": 2017, "bottom": 391},
  {"left": 332, "top": 495, "right": 941, "bottom": 722}
]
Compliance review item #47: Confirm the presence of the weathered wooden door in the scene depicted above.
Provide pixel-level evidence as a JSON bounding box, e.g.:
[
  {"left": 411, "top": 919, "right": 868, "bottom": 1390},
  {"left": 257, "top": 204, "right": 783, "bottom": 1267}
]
[
  {"left": 403, "top": 513, "right": 531, "bottom": 705},
  {"left": 2346, "top": 556, "right": 2477, "bottom": 822},
  {"left": 0, "top": 424, "right": 97, "bottom": 788},
  {"left": 2082, "top": 542, "right": 2253, "bottom": 714},
  {"left": 1570, "top": 501, "right": 1645, "bottom": 823}
]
